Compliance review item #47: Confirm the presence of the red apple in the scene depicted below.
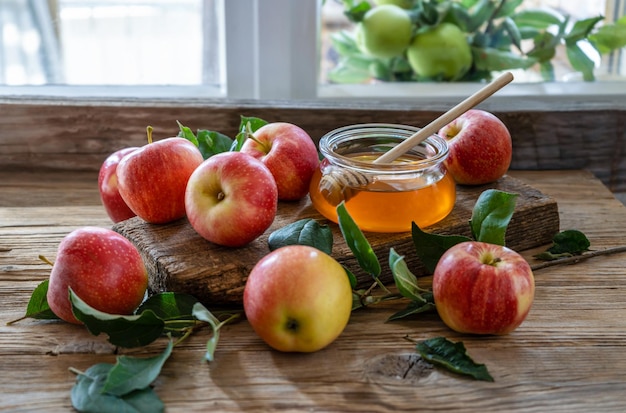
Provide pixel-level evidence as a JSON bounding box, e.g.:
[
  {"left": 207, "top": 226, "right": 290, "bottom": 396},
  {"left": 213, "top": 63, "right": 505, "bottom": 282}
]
[
  {"left": 47, "top": 227, "right": 148, "bottom": 324},
  {"left": 98, "top": 147, "right": 139, "bottom": 223},
  {"left": 185, "top": 151, "right": 278, "bottom": 247},
  {"left": 432, "top": 241, "right": 535, "bottom": 335},
  {"left": 243, "top": 245, "right": 353, "bottom": 352},
  {"left": 438, "top": 109, "right": 512, "bottom": 185},
  {"left": 240, "top": 122, "right": 319, "bottom": 201},
  {"left": 117, "top": 137, "right": 204, "bottom": 224}
]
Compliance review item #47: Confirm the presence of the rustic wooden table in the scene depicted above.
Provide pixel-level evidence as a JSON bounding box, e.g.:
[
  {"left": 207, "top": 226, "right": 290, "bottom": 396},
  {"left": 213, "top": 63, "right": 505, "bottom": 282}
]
[{"left": 1, "top": 169, "right": 626, "bottom": 412}]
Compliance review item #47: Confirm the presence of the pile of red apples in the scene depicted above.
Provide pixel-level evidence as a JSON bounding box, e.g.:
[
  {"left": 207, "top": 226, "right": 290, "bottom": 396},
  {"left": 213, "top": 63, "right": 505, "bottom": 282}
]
[{"left": 46, "top": 110, "right": 535, "bottom": 352}]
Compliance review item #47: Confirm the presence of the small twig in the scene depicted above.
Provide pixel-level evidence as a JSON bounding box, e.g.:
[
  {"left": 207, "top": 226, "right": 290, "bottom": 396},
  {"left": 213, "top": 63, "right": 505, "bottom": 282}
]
[
  {"left": 531, "top": 245, "right": 626, "bottom": 271},
  {"left": 0, "top": 247, "right": 12, "bottom": 252}
]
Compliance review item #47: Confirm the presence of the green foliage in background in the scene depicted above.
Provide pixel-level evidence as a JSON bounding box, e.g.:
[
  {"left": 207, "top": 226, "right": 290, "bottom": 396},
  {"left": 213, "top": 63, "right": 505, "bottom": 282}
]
[{"left": 329, "top": 0, "right": 626, "bottom": 83}]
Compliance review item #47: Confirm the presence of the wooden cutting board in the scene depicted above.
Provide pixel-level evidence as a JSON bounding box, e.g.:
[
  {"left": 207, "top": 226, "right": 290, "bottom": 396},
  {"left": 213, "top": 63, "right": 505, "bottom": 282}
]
[{"left": 113, "top": 174, "right": 559, "bottom": 306}]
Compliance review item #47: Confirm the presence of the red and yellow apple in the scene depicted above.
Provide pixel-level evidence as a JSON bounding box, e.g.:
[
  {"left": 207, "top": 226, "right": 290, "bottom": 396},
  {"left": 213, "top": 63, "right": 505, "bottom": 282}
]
[
  {"left": 432, "top": 241, "right": 535, "bottom": 335},
  {"left": 47, "top": 227, "right": 148, "bottom": 324},
  {"left": 98, "top": 147, "right": 139, "bottom": 223},
  {"left": 185, "top": 151, "right": 278, "bottom": 247},
  {"left": 117, "top": 136, "right": 204, "bottom": 224},
  {"left": 406, "top": 22, "right": 472, "bottom": 80},
  {"left": 438, "top": 109, "right": 512, "bottom": 185},
  {"left": 240, "top": 122, "right": 319, "bottom": 201},
  {"left": 243, "top": 245, "right": 353, "bottom": 352}
]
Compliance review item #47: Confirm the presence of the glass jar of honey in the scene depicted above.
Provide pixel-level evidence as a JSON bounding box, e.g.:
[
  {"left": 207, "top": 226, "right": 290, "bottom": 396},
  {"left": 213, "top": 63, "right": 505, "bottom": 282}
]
[{"left": 309, "top": 123, "right": 456, "bottom": 233}]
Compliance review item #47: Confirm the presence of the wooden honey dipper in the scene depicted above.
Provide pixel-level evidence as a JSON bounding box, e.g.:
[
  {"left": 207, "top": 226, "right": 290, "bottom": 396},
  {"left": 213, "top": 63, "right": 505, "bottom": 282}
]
[{"left": 318, "top": 71, "right": 514, "bottom": 206}]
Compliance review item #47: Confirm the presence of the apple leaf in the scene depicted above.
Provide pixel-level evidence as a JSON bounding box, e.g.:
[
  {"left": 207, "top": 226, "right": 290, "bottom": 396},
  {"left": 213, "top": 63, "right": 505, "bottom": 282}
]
[
  {"left": 389, "top": 248, "right": 428, "bottom": 302},
  {"left": 411, "top": 222, "right": 471, "bottom": 274},
  {"left": 512, "top": 8, "right": 565, "bottom": 30},
  {"left": 177, "top": 121, "right": 233, "bottom": 159},
  {"left": 102, "top": 339, "right": 173, "bottom": 396},
  {"left": 472, "top": 47, "right": 537, "bottom": 71},
  {"left": 267, "top": 218, "right": 333, "bottom": 255},
  {"left": 533, "top": 229, "right": 591, "bottom": 260},
  {"left": 232, "top": 116, "right": 268, "bottom": 151},
  {"left": 343, "top": 1, "right": 371, "bottom": 23},
  {"left": 136, "top": 292, "right": 200, "bottom": 336},
  {"left": 387, "top": 294, "right": 436, "bottom": 321},
  {"left": 71, "top": 363, "right": 164, "bottom": 413},
  {"left": 564, "top": 16, "right": 604, "bottom": 45},
  {"left": 191, "top": 302, "right": 222, "bottom": 362},
  {"left": 336, "top": 202, "right": 381, "bottom": 277},
  {"left": 469, "top": 189, "right": 518, "bottom": 246},
  {"left": 70, "top": 289, "right": 165, "bottom": 348},
  {"left": 25, "top": 280, "right": 59, "bottom": 320},
  {"left": 588, "top": 18, "right": 626, "bottom": 54},
  {"left": 415, "top": 336, "right": 494, "bottom": 382}
]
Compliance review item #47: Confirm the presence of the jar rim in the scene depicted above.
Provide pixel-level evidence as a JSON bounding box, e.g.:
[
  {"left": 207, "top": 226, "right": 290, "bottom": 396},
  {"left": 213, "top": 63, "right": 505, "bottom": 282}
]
[{"left": 319, "top": 123, "right": 449, "bottom": 173}]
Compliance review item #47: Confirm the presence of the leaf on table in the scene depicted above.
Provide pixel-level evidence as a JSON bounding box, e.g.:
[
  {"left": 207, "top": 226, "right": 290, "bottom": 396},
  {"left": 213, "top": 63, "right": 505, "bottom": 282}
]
[
  {"left": 470, "top": 189, "right": 519, "bottom": 246},
  {"left": 192, "top": 302, "right": 223, "bottom": 362},
  {"left": 387, "top": 293, "right": 436, "bottom": 322},
  {"left": 268, "top": 218, "right": 333, "bottom": 255},
  {"left": 533, "top": 229, "right": 591, "bottom": 260},
  {"left": 71, "top": 363, "right": 164, "bottom": 413},
  {"left": 102, "top": 339, "right": 174, "bottom": 397},
  {"left": 389, "top": 248, "right": 428, "bottom": 302},
  {"left": 70, "top": 290, "right": 165, "bottom": 348},
  {"left": 177, "top": 120, "right": 233, "bottom": 159},
  {"left": 337, "top": 202, "right": 381, "bottom": 277},
  {"left": 411, "top": 222, "right": 471, "bottom": 274},
  {"left": 415, "top": 336, "right": 494, "bottom": 382},
  {"left": 25, "top": 280, "right": 59, "bottom": 320},
  {"left": 136, "top": 292, "right": 199, "bottom": 336}
]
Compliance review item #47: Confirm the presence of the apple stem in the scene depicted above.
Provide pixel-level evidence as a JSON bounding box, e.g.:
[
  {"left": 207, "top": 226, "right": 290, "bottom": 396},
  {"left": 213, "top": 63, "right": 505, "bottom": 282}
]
[
  {"left": 38, "top": 254, "right": 54, "bottom": 266},
  {"left": 146, "top": 125, "right": 154, "bottom": 144},
  {"left": 244, "top": 122, "right": 270, "bottom": 152}
]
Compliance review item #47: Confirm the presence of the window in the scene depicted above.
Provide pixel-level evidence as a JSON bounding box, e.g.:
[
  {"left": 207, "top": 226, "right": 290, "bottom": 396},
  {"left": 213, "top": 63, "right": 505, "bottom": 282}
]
[{"left": 1, "top": 0, "right": 624, "bottom": 103}]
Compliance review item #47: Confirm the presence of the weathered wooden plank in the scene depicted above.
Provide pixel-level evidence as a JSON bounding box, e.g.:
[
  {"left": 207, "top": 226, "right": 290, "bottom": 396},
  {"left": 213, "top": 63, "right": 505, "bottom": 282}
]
[
  {"left": 113, "top": 174, "right": 559, "bottom": 306},
  {"left": 0, "top": 98, "right": 625, "bottom": 199}
]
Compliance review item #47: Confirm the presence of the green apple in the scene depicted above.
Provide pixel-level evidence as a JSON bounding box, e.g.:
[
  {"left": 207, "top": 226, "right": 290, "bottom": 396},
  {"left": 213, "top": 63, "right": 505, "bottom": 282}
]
[
  {"left": 356, "top": 4, "right": 413, "bottom": 59},
  {"left": 243, "top": 245, "right": 353, "bottom": 352},
  {"left": 406, "top": 22, "right": 472, "bottom": 80}
]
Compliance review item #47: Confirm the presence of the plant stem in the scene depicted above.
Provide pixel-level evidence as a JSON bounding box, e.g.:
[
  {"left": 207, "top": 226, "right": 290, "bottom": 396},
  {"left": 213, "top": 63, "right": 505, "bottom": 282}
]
[{"left": 531, "top": 245, "right": 626, "bottom": 271}]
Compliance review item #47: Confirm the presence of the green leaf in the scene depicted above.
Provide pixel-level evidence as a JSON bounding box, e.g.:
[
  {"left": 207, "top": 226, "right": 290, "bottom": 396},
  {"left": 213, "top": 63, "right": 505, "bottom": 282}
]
[
  {"left": 494, "top": 0, "right": 523, "bottom": 18},
  {"left": 232, "top": 116, "right": 269, "bottom": 151},
  {"left": 25, "top": 280, "right": 59, "bottom": 320},
  {"left": 102, "top": 340, "right": 173, "bottom": 397},
  {"left": 539, "top": 60, "right": 555, "bottom": 81},
  {"left": 470, "top": 189, "right": 519, "bottom": 246},
  {"left": 343, "top": 266, "right": 358, "bottom": 289},
  {"left": 527, "top": 32, "right": 558, "bottom": 61},
  {"left": 387, "top": 294, "right": 435, "bottom": 321},
  {"left": 177, "top": 121, "right": 233, "bottom": 159},
  {"left": 136, "top": 292, "right": 198, "bottom": 321},
  {"left": 533, "top": 229, "right": 590, "bottom": 260},
  {"left": 71, "top": 363, "right": 164, "bottom": 413},
  {"left": 565, "top": 16, "right": 604, "bottom": 45},
  {"left": 512, "top": 8, "right": 565, "bottom": 29},
  {"left": 566, "top": 41, "right": 596, "bottom": 81},
  {"left": 70, "top": 290, "right": 165, "bottom": 348},
  {"left": 337, "top": 202, "right": 381, "bottom": 277},
  {"left": 389, "top": 248, "right": 426, "bottom": 302},
  {"left": 343, "top": 1, "right": 371, "bottom": 23},
  {"left": 466, "top": 0, "right": 497, "bottom": 33},
  {"left": 192, "top": 302, "right": 222, "bottom": 362},
  {"left": 327, "top": 62, "right": 372, "bottom": 84},
  {"left": 589, "top": 20, "right": 626, "bottom": 54},
  {"left": 442, "top": 3, "right": 471, "bottom": 32},
  {"left": 330, "top": 30, "right": 361, "bottom": 57},
  {"left": 502, "top": 17, "right": 522, "bottom": 51},
  {"left": 268, "top": 219, "right": 333, "bottom": 255},
  {"left": 472, "top": 47, "right": 537, "bottom": 71},
  {"left": 176, "top": 120, "right": 199, "bottom": 147},
  {"left": 416, "top": 336, "right": 494, "bottom": 382},
  {"left": 196, "top": 129, "right": 233, "bottom": 159},
  {"left": 411, "top": 222, "right": 471, "bottom": 274}
]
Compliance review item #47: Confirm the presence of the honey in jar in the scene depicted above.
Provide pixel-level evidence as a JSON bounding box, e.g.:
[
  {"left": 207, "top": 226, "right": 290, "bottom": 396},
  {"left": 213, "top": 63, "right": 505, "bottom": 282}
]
[{"left": 309, "top": 124, "right": 456, "bottom": 233}]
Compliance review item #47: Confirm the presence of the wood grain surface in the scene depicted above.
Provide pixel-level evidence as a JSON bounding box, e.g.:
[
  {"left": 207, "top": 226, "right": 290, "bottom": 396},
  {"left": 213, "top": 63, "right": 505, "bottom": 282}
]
[
  {"left": 2, "top": 169, "right": 626, "bottom": 412},
  {"left": 113, "top": 174, "right": 559, "bottom": 305}
]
